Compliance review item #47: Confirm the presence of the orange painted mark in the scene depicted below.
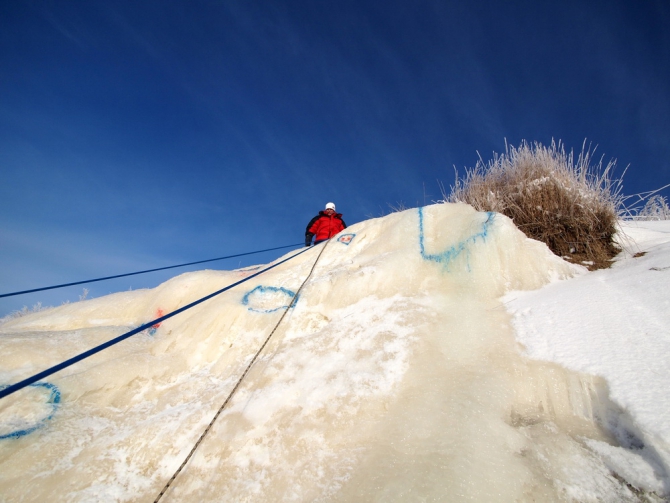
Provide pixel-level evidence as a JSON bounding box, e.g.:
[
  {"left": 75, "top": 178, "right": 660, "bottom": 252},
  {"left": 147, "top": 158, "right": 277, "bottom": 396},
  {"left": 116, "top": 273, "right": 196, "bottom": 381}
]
[{"left": 152, "top": 309, "right": 164, "bottom": 329}]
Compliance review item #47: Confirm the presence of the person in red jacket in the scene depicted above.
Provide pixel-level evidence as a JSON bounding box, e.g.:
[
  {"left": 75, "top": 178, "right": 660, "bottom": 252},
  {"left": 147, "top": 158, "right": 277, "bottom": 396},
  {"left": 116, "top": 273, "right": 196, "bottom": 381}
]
[{"left": 305, "top": 202, "right": 347, "bottom": 246}]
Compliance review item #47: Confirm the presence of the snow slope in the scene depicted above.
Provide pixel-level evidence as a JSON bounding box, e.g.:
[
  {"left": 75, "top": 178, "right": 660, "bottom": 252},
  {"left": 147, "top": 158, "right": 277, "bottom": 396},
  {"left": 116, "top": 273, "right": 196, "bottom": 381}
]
[
  {"left": 0, "top": 204, "right": 668, "bottom": 502},
  {"left": 506, "top": 219, "right": 670, "bottom": 498}
]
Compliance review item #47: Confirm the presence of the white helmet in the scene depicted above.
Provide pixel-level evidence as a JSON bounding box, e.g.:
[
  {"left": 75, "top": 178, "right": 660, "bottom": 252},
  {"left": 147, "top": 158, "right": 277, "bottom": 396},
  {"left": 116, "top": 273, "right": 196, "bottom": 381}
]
[{"left": 325, "top": 202, "right": 336, "bottom": 211}]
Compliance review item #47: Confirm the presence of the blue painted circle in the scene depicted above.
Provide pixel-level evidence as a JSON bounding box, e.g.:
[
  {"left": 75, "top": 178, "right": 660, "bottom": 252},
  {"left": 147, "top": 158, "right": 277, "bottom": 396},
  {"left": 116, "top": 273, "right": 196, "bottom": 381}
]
[
  {"left": 0, "top": 382, "right": 61, "bottom": 440},
  {"left": 242, "top": 285, "right": 298, "bottom": 313}
]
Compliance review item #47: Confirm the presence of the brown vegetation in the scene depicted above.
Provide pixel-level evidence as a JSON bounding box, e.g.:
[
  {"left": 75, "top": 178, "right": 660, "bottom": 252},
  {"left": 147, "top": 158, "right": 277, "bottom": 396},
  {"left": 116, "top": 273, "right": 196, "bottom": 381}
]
[{"left": 445, "top": 140, "right": 623, "bottom": 270}]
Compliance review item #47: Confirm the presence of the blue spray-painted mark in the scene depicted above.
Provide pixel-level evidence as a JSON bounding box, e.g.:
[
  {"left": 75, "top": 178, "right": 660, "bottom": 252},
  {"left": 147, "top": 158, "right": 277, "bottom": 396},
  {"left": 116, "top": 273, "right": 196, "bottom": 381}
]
[
  {"left": 0, "top": 382, "right": 61, "bottom": 440},
  {"left": 337, "top": 233, "right": 356, "bottom": 245},
  {"left": 242, "top": 285, "right": 298, "bottom": 313},
  {"left": 418, "top": 207, "right": 495, "bottom": 269}
]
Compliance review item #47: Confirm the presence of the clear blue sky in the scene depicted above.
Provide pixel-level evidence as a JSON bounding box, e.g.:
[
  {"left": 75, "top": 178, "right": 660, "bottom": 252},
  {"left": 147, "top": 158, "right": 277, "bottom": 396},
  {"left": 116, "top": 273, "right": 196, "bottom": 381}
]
[{"left": 1, "top": 0, "right": 669, "bottom": 315}]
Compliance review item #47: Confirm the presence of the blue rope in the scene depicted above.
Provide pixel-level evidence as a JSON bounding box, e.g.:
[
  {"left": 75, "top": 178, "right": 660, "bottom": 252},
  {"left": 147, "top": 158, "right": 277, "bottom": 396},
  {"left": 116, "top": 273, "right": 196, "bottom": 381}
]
[
  {"left": 0, "top": 243, "right": 304, "bottom": 299},
  {"left": 0, "top": 244, "right": 317, "bottom": 401}
]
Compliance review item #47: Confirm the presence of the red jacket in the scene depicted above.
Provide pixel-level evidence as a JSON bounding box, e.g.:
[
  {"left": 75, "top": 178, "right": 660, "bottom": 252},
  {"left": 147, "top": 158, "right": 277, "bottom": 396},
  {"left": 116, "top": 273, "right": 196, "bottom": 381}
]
[{"left": 305, "top": 211, "right": 347, "bottom": 244}]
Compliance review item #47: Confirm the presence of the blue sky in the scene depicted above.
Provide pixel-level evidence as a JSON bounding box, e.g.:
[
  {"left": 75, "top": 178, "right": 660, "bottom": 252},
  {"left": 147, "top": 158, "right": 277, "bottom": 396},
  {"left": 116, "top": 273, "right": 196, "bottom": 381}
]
[{"left": 1, "top": 0, "right": 669, "bottom": 315}]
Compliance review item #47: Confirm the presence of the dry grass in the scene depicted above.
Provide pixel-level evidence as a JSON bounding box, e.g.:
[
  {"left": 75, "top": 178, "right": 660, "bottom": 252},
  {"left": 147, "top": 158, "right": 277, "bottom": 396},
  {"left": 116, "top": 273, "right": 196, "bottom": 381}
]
[
  {"left": 636, "top": 195, "right": 670, "bottom": 221},
  {"left": 444, "top": 140, "right": 623, "bottom": 270}
]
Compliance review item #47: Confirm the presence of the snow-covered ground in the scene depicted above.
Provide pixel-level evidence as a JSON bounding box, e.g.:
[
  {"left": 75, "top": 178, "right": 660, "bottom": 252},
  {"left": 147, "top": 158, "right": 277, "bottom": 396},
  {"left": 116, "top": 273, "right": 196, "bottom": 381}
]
[
  {"left": 0, "top": 204, "right": 668, "bottom": 502},
  {"left": 505, "top": 219, "right": 670, "bottom": 498}
]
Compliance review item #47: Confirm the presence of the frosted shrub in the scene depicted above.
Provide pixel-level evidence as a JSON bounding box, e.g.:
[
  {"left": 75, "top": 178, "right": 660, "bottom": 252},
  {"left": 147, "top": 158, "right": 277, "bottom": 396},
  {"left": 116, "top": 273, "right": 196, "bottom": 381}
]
[
  {"left": 0, "top": 302, "right": 49, "bottom": 324},
  {"left": 445, "top": 140, "right": 622, "bottom": 269},
  {"left": 637, "top": 195, "right": 670, "bottom": 221}
]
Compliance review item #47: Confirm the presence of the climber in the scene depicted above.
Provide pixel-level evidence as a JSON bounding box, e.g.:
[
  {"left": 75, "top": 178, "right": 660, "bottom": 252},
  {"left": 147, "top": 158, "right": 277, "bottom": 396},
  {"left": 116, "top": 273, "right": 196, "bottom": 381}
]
[{"left": 305, "top": 202, "right": 347, "bottom": 246}]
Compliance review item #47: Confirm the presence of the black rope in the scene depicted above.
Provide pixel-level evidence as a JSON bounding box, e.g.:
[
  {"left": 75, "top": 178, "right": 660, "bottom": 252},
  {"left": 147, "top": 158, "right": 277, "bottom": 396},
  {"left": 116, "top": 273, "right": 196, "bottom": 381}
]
[
  {"left": 0, "top": 245, "right": 316, "bottom": 401},
  {"left": 0, "top": 243, "right": 304, "bottom": 299},
  {"left": 154, "top": 240, "right": 330, "bottom": 503}
]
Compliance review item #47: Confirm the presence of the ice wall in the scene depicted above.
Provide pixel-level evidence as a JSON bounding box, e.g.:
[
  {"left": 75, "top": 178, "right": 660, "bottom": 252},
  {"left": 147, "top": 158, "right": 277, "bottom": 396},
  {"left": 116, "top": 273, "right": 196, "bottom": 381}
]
[{"left": 0, "top": 203, "right": 663, "bottom": 501}]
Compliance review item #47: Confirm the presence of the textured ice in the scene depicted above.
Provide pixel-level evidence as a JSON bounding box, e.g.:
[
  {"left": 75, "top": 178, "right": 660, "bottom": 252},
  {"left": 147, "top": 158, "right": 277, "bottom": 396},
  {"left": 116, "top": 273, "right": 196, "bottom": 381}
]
[{"left": 0, "top": 204, "right": 668, "bottom": 501}]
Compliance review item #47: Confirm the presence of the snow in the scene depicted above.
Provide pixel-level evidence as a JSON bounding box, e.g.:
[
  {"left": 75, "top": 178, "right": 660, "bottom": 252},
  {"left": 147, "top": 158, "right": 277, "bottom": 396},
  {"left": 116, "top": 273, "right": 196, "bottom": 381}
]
[
  {"left": 0, "top": 203, "right": 668, "bottom": 501},
  {"left": 505, "top": 219, "right": 670, "bottom": 497}
]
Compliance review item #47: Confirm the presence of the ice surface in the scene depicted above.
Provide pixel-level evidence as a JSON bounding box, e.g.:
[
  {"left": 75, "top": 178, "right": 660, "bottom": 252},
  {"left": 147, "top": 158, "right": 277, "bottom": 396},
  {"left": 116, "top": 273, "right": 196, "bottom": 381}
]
[{"left": 0, "top": 204, "right": 668, "bottom": 501}]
